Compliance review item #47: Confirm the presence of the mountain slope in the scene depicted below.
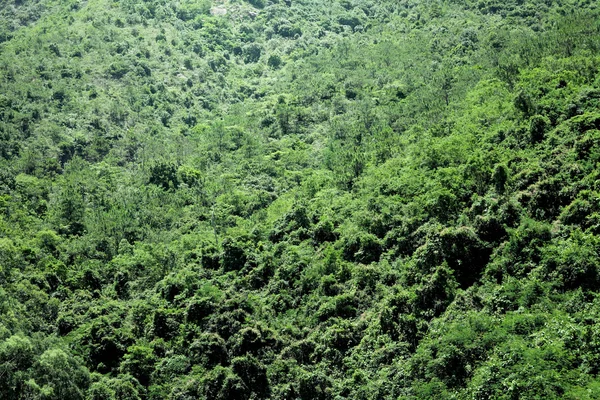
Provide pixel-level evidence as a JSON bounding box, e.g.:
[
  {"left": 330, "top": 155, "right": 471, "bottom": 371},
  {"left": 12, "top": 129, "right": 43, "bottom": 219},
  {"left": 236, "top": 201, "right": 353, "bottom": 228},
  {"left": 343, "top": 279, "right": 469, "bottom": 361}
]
[{"left": 1, "top": 0, "right": 600, "bottom": 399}]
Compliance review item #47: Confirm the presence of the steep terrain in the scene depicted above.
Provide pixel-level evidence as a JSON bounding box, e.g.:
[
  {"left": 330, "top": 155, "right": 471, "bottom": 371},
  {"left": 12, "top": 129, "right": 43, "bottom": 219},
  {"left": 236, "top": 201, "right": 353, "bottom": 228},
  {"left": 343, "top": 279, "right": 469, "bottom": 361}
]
[{"left": 1, "top": 0, "right": 600, "bottom": 398}]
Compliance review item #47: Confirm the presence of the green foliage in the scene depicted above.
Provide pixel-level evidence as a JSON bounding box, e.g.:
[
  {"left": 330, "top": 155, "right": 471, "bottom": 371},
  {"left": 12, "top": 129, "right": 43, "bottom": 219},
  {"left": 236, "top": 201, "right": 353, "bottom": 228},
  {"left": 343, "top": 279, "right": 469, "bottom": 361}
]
[{"left": 1, "top": 0, "right": 600, "bottom": 398}]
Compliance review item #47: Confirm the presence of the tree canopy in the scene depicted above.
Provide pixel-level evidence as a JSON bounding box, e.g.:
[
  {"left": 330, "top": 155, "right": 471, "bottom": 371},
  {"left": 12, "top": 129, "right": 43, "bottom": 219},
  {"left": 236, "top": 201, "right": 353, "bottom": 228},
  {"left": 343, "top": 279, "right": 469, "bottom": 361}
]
[{"left": 1, "top": 0, "right": 600, "bottom": 398}]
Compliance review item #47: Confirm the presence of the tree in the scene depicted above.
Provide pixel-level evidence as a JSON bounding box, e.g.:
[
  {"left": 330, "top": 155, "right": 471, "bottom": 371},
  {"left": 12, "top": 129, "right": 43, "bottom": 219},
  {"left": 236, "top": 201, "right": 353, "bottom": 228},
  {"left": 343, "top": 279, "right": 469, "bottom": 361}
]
[
  {"left": 0, "top": 335, "right": 35, "bottom": 400},
  {"left": 26, "top": 348, "right": 90, "bottom": 400}
]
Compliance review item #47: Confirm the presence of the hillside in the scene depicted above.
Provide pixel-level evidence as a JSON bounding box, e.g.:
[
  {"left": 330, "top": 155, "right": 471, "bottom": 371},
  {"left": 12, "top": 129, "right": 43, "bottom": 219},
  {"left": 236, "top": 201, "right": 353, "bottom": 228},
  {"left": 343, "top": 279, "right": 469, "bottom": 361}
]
[{"left": 1, "top": 0, "right": 600, "bottom": 399}]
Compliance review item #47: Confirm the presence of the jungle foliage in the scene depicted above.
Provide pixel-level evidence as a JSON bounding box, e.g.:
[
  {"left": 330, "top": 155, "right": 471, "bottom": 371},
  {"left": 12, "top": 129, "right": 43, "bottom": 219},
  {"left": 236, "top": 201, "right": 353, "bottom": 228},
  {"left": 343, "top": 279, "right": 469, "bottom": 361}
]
[{"left": 2, "top": 0, "right": 600, "bottom": 398}]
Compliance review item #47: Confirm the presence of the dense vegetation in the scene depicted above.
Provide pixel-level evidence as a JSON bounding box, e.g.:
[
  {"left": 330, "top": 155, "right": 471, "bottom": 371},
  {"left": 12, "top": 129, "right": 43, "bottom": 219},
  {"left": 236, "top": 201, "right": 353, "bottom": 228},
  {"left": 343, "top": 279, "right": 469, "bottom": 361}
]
[{"left": 1, "top": 0, "right": 600, "bottom": 398}]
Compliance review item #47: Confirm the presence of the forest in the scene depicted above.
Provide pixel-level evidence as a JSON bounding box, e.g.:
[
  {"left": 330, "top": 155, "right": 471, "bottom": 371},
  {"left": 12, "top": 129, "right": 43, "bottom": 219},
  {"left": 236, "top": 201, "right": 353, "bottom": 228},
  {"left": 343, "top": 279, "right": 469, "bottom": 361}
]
[{"left": 1, "top": 0, "right": 600, "bottom": 398}]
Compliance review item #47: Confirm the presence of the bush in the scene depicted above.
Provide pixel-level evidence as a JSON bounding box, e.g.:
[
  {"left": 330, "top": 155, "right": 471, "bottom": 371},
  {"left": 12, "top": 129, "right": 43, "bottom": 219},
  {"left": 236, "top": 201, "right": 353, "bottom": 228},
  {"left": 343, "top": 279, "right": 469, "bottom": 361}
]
[
  {"left": 231, "top": 356, "right": 270, "bottom": 398},
  {"left": 542, "top": 230, "right": 600, "bottom": 291},
  {"left": 340, "top": 232, "right": 382, "bottom": 264},
  {"left": 267, "top": 54, "right": 283, "bottom": 69},
  {"left": 189, "top": 333, "right": 228, "bottom": 367}
]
